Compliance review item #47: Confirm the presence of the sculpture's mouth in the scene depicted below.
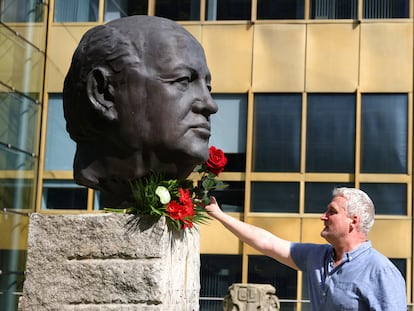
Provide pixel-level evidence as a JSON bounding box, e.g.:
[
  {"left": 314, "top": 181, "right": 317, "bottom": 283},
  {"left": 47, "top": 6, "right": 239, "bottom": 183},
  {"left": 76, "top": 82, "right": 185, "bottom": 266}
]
[{"left": 190, "top": 124, "right": 211, "bottom": 139}]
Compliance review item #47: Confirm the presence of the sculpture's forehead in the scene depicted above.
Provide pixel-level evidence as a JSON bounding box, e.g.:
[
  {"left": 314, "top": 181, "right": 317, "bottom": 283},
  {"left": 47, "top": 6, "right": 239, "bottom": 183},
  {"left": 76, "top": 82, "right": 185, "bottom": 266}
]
[{"left": 143, "top": 31, "right": 208, "bottom": 74}]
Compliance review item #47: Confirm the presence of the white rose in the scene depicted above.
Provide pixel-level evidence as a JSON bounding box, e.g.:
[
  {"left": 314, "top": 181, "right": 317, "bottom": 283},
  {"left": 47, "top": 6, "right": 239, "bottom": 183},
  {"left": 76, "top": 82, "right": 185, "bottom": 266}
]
[{"left": 155, "top": 186, "right": 171, "bottom": 204}]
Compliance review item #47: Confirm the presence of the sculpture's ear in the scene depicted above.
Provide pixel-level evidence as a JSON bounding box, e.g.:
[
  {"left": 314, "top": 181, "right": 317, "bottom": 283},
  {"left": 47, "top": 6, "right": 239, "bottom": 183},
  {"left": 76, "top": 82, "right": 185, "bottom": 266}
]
[{"left": 86, "top": 67, "right": 118, "bottom": 121}]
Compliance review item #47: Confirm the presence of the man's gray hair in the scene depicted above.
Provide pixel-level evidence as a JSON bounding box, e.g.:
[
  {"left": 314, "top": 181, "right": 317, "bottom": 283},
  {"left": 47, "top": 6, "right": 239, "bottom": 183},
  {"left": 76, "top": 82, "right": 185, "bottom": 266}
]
[{"left": 333, "top": 187, "right": 375, "bottom": 236}]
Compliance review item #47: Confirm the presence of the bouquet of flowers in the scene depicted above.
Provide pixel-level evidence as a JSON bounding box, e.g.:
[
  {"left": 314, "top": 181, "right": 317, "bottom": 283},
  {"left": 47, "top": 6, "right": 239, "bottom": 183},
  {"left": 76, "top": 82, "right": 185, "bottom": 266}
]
[{"left": 105, "top": 146, "right": 228, "bottom": 230}]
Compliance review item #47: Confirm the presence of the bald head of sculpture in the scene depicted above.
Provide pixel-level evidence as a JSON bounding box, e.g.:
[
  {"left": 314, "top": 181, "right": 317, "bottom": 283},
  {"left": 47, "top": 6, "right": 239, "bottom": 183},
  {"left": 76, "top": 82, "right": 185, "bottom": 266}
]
[{"left": 63, "top": 15, "right": 218, "bottom": 207}]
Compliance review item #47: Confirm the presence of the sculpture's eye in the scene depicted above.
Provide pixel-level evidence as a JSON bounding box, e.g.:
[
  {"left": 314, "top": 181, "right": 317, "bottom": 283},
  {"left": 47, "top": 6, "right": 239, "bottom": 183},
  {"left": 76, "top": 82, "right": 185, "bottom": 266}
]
[{"left": 174, "top": 77, "right": 190, "bottom": 90}]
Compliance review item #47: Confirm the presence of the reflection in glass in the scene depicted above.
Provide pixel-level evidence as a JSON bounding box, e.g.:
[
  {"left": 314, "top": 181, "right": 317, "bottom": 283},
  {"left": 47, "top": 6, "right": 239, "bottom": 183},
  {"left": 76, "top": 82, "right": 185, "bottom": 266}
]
[
  {"left": 310, "top": 0, "right": 357, "bottom": 19},
  {"left": 155, "top": 0, "right": 200, "bottom": 20},
  {"left": 305, "top": 182, "right": 354, "bottom": 213},
  {"left": 0, "top": 28, "right": 44, "bottom": 99},
  {"left": 0, "top": 178, "right": 34, "bottom": 210},
  {"left": 205, "top": 0, "right": 251, "bottom": 20},
  {"left": 42, "top": 180, "right": 88, "bottom": 210},
  {"left": 360, "top": 183, "right": 406, "bottom": 215},
  {"left": 306, "top": 94, "right": 355, "bottom": 173},
  {"left": 0, "top": 91, "right": 38, "bottom": 155},
  {"left": 361, "top": 94, "right": 407, "bottom": 174},
  {"left": 251, "top": 182, "right": 299, "bottom": 213},
  {"left": 253, "top": 94, "right": 301, "bottom": 172},
  {"left": 364, "top": 0, "right": 408, "bottom": 18},
  {"left": 200, "top": 254, "right": 242, "bottom": 309},
  {"left": 45, "top": 94, "right": 76, "bottom": 171},
  {"left": 0, "top": 249, "right": 27, "bottom": 310},
  {"left": 257, "top": 0, "right": 304, "bottom": 19},
  {"left": 210, "top": 181, "right": 244, "bottom": 213},
  {"left": 54, "top": 0, "right": 99, "bottom": 22},
  {"left": 0, "top": 0, "right": 44, "bottom": 22},
  {"left": 248, "top": 255, "right": 297, "bottom": 300},
  {"left": 104, "top": 0, "right": 148, "bottom": 21},
  {"left": 210, "top": 94, "right": 247, "bottom": 172}
]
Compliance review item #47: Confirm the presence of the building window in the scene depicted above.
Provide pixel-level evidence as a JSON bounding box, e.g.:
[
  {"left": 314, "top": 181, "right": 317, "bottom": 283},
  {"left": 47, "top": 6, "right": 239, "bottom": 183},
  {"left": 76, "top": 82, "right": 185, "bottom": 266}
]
[
  {"left": 45, "top": 94, "right": 76, "bottom": 171},
  {"left": 0, "top": 92, "right": 38, "bottom": 171},
  {"left": 361, "top": 94, "right": 407, "bottom": 174},
  {"left": 0, "top": 249, "right": 26, "bottom": 310},
  {"left": 360, "top": 183, "right": 407, "bottom": 215},
  {"left": 248, "top": 255, "right": 297, "bottom": 310},
  {"left": 42, "top": 180, "right": 88, "bottom": 210},
  {"left": 211, "top": 181, "right": 244, "bottom": 213},
  {"left": 0, "top": 0, "right": 44, "bottom": 22},
  {"left": 104, "top": 0, "right": 148, "bottom": 21},
  {"left": 306, "top": 94, "right": 355, "bottom": 173},
  {"left": 250, "top": 182, "right": 299, "bottom": 213},
  {"left": 54, "top": 0, "right": 99, "bottom": 22},
  {"left": 363, "top": 0, "right": 409, "bottom": 18},
  {"left": 257, "top": 0, "right": 304, "bottom": 19},
  {"left": 210, "top": 94, "right": 247, "bottom": 172},
  {"left": 253, "top": 94, "right": 301, "bottom": 172},
  {"left": 310, "top": 0, "right": 357, "bottom": 19},
  {"left": 304, "top": 182, "right": 354, "bottom": 213},
  {"left": 155, "top": 0, "right": 200, "bottom": 20},
  {"left": 205, "top": 0, "right": 251, "bottom": 20},
  {"left": 200, "top": 254, "right": 242, "bottom": 310}
]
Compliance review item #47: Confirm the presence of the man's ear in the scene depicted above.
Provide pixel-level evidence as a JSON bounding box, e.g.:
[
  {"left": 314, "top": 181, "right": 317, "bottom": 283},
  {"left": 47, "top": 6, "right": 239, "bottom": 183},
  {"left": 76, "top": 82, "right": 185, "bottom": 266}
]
[{"left": 86, "top": 67, "right": 118, "bottom": 121}]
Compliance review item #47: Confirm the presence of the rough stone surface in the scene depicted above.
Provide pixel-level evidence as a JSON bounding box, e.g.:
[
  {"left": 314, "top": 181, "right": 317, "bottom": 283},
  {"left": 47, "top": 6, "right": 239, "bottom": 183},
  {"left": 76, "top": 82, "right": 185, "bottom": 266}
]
[
  {"left": 19, "top": 213, "right": 200, "bottom": 310},
  {"left": 223, "top": 283, "right": 280, "bottom": 311}
]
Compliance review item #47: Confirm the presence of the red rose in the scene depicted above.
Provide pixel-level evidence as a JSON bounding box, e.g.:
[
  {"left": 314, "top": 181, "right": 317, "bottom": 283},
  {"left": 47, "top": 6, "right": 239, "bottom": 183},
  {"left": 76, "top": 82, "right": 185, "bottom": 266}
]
[
  {"left": 206, "top": 146, "right": 227, "bottom": 176},
  {"left": 166, "top": 188, "right": 195, "bottom": 229}
]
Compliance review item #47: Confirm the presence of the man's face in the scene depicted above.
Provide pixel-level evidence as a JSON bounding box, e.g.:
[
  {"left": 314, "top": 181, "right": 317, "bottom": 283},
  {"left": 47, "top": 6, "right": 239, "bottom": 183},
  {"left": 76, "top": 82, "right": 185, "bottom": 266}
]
[
  {"left": 320, "top": 196, "right": 353, "bottom": 243},
  {"left": 116, "top": 30, "right": 218, "bottom": 167}
]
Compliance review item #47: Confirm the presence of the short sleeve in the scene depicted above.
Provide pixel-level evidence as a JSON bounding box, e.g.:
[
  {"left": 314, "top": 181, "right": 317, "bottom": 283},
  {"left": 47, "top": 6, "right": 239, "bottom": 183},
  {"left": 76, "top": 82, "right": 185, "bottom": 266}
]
[{"left": 290, "top": 243, "right": 331, "bottom": 272}]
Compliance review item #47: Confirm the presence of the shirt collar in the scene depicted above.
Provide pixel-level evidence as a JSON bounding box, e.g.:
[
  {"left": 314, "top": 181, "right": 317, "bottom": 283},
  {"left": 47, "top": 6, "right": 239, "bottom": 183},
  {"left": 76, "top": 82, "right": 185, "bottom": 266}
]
[{"left": 330, "top": 240, "right": 372, "bottom": 263}]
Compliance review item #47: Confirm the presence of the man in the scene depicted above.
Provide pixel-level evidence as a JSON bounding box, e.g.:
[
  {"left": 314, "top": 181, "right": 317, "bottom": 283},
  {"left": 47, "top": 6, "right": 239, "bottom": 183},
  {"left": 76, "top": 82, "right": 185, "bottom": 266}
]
[
  {"left": 63, "top": 16, "right": 218, "bottom": 207},
  {"left": 205, "top": 187, "right": 407, "bottom": 310}
]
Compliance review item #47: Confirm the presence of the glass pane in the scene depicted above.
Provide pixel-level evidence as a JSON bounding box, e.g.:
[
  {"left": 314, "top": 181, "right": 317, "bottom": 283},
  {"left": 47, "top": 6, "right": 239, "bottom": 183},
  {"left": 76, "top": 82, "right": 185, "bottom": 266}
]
[
  {"left": 0, "top": 28, "right": 45, "bottom": 98},
  {"left": 257, "top": 0, "right": 304, "bottom": 19},
  {"left": 305, "top": 182, "right": 354, "bottom": 213},
  {"left": 211, "top": 181, "right": 244, "bottom": 212},
  {"left": 0, "top": 249, "right": 27, "bottom": 310},
  {"left": 0, "top": 178, "right": 34, "bottom": 211},
  {"left": 200, "top": 254, "right": 242, "bottom": 300},
  {"left": 42, "top": 180, "right": 88, "bottom": 210},
  {"left": 248, "top": 255, "right": 297, "bottom": 300},
  {"left": 361, "top": 94, "right": 407, "bottom": 174},
  {"left": 364, "top": 0, "right": 409, "bottom": 18},
  {"left": 45, "top": 94, "right": 76, "bottom": 171},
  {"left": 0, "top": 92, "right": 38, "bottom": 156},
  {"left": 0, "top": 0, "right": 44, "bottom": 22},
  {"left": 311, "top": 0, "right": 357, "bottom": 19},
  {"left": 251, "top": 182, "right": 299, "bottom": 213},
  {"left": 205, "top": 0, "right": 251, "bottom": 20},
  {"left": 0, "top": 144, "right": 36, "bottom": 171},
  {"left": 253, "top": 94, "right": 301, "bottom": 172},
  {"left": 155, "top": 0, "right": 200, "bottom": 20},
  {"left": 54, "top": 0, "right": 99, "bottom": 22},
  {"left": 210, "top": 94, "right": 247, "bottom": 172},
  {"left": 390, "top": 259, "right": 406, "bottom": 280},
  {"left": 360, "top": 183, "right": 406, "bottom": 215},
  {"left": 306, "top": 94, "right": 355, "bottom": 173},
  {"left": 104, "top": 0, "right": 148, "bottom": 21}
]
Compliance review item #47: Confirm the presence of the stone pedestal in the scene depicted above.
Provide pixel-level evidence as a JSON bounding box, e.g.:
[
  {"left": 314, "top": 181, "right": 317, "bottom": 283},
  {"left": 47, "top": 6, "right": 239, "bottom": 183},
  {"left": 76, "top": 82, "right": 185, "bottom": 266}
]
[
  {"left": 19, "top": 213, "right": 200, "bottom": 310},
  {"left": 223, "top": 283, "right": 280, "bottom": 311}
]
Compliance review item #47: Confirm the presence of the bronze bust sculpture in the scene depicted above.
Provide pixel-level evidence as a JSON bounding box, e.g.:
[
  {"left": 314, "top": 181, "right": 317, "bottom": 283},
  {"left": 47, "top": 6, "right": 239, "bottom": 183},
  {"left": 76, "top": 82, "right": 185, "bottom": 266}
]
[{"left": 63, "top": 15, "right": 218, "bottom": 207}]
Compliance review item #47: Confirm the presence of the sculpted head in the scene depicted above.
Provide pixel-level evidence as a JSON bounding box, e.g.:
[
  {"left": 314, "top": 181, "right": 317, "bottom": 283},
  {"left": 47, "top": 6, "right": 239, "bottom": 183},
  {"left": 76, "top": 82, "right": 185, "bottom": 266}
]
[{"left": 63, "top": 15, "right": 218, "bottom": 206}]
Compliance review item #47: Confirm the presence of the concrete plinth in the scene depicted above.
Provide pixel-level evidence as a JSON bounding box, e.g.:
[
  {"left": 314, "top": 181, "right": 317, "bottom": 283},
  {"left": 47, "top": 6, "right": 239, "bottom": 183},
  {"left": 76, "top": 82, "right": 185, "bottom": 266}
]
[{"left": 19, "top": 213, "right": 200, "bottom": 311}]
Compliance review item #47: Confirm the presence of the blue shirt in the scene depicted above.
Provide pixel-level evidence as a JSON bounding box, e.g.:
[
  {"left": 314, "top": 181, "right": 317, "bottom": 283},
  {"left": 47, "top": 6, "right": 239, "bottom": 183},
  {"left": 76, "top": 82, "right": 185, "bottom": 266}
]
[{"left": 291, "top": 241, "right": 406, "bottom": 311}]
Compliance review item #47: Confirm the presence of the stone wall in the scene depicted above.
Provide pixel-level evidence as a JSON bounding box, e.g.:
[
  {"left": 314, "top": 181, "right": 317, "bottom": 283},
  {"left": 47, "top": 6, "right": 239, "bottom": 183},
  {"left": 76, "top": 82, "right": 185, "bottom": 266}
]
[{"left": 19, "top": 213, "right": 200, "bottom": 310}]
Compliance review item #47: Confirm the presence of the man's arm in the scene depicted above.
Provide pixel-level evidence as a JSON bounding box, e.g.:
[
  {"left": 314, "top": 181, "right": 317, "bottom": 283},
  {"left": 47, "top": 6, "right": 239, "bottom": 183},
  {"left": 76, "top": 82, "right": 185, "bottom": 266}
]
[{"left": 205, "top": 197, "right": 299, "bottom": 270}]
